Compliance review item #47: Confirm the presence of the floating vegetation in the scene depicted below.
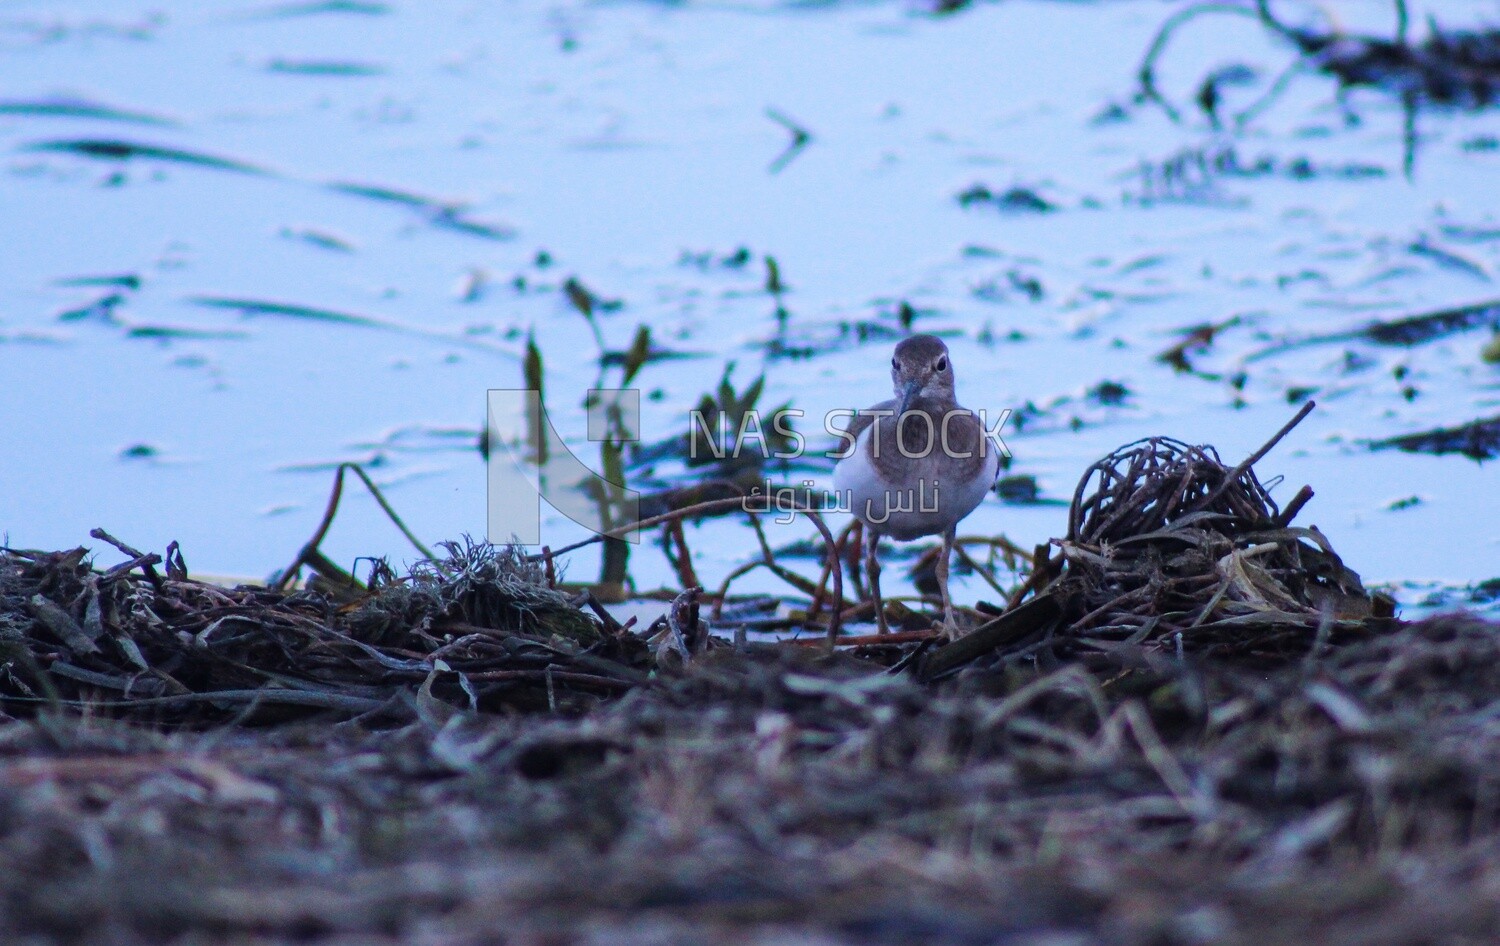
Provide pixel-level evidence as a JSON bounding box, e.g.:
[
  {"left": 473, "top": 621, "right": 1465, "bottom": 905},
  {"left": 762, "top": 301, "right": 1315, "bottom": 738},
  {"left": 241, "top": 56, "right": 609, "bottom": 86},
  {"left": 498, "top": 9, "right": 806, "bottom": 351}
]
[
  {"left": 22, "top": 138, "right": 269, "bottom": 175},
  {"left": 508, "top": 319, "right": 657, "bottom": 596},
  {"left": 956, "top": 182, "right": 1056, "bottom": 214},
  {"left": 54, "top": 272, "right": 142, "bottom": 290},
  {"left": 1371, "top": 414, "right": 1500, "bottom": 461},
  {"left": 4, "top": 13, "right": 164, "bottom": 43},
  {"left": 250, "top": 0, "right": 390, "bottom": 17},
  {"left": 1157, "top": 315, "right": 1243, "bottom": 375},
  {"left": 1408, "top": 235, "right": 1490, "bottom": 281},
  {"left": 350, "top": 424, "right": 482, "bottom": 457},
  {"left": 1128, "top": 143, "right": 1384, "bottom": 204},
  {"left": 1142, "top": 1, "right": 1500, "bottom": 118},
  {"left": 126, "top": 325, "right": 250, "bottom": 341},
  {"left": 761, "top": 319, "right": 908, "bottom": 360},
  {"left": 326, "top": 181, "right": 441, "bottom": 208},
  {"left": 56, "top": 292, "right": 127, "bottom": 324},
  {"left": 265, "top": 58, "right": 386, "bottom": 76},
  {"left": 53, "top": 273, "right": 145, "bottom": 328},
  {"left": 1248, "top": 298, "right": 1500, "bottom": 361},
  {"left": 186, "top": 295, "right": 514, "bottom": 356},
  {"left": 1137, "top": 0, "right": 1500, "bottom": 173},
  {"left": 279, "top": 226, "right": 356, "bottom": 253},
  {"left": 1086, "top": 379, "right": 1130, "bottom": 405},
  {"left": 188, "top": 296, "right": 386, "bottom": 328},
  {"left": 0, "top": 97, "right": 174, "bottom": 125},
  {"left": 28, "top": 148, "right": 511, "bottom": 241},
  {"left": 326, "top": 181, "right": 515, "bottom": 240},
  {"left": 764, "top": 107, "right": 812, "bottom": 174},
  {"left": 562, "top": 275, "right": 624, "bottom": 320},
  {"left": 993, "top": 473, "right": 1059, "bottom": 505},
  {"left": 1364, "top": 298, "right": 1500, "bottom": 344},
  {"left": 756, "top": 288, "right": 929, "bottom": 361},
  {"left": 972, "top": 268, "right": 1045, "bottom": 304},
  {"left": 52, "top": 276, "right": 250, "bottom": 342},
  {"left": 677, "top": 245, "right": 753, "bottom": 270},
  {"left": 598, "top": 340, "right": 702, "bottom": 370},
  {"left": 430, "top": 209, "right": 515, "bottom": 241}
]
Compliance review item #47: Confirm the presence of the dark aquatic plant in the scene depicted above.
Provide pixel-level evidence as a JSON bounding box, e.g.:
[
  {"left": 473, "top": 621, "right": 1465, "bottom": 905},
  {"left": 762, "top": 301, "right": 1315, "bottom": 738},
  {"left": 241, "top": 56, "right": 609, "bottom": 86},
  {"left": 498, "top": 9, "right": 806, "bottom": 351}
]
[
  {"left": 1371, "top": 414, "right": 1500, "bottom": 461},
  {"left": 1135, "top": 0, "right": 1500, "bottom": 175}
]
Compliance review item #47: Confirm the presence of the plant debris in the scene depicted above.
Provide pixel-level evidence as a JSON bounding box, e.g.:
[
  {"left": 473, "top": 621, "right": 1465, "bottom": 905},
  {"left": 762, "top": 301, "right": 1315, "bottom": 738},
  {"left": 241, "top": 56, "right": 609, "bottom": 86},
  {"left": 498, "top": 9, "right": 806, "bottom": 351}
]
[
  {"left": 24, "top": 138, "right": 269, "bottom": 174},
  {"left": 1246, "top": 297, "right": 1500, "bottom": 362},
  {"left": 956, "top": 182, "right": 1057, "bottom": 214},
  {"left": 1128, "top": 143, "right": 1385, "bottom": 204},
  {"left": 1371, "top": 413, "right": 1500, "bottom": 460},
  {"left": 1136, "top": 0, "right": 1500, "bottom": 174},
  {"left": 0, "top": 97, "right": 175, "bottom": 125},
  {"left": 919, "top": 403, "right": 1391, "bottom": 679},
  {"left": 0, "top": 537, "right": 650, "bottom": 724},
  {"left": 3, "top": 409, "right": 1497, "bottom": 943},
  {"left": 0, "top": 571, "right": 1495, "bottom": 942}
]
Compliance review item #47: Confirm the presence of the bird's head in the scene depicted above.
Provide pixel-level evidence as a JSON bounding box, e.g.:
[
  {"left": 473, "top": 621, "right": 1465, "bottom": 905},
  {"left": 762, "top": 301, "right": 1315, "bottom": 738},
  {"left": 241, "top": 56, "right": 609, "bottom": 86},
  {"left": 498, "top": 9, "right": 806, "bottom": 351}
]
[{"left": 890, "top": 334, "right": 956, "bottom": 413}]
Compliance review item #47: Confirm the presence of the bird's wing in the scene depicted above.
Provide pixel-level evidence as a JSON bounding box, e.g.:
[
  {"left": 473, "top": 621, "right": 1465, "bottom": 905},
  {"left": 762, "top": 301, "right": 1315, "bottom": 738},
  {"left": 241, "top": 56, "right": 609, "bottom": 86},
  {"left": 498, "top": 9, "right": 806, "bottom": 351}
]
[{"left": 844, "top": 398, "right": 900, "bottom": 444}]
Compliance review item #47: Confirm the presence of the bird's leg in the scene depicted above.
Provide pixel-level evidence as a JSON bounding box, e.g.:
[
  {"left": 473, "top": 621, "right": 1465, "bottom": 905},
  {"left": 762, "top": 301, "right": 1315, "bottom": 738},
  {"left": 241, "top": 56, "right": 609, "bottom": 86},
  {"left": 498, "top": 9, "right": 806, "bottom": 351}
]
[
  {"left": 864, "top": 528, "right": 889, "bottom": 635},
  {"left": 937, "top": 526, "right": 961, "bottom": 641},
  {"left": 845, "top": 520, "right": 866, "bottom": 601}
]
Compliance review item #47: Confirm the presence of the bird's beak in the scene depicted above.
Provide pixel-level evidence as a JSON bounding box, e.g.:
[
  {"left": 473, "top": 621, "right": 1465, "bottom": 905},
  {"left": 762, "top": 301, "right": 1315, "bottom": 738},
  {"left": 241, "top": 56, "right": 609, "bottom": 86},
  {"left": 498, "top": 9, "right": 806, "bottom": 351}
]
[{"left": 899, "top": 379, "right": 922, "bottom": 414}]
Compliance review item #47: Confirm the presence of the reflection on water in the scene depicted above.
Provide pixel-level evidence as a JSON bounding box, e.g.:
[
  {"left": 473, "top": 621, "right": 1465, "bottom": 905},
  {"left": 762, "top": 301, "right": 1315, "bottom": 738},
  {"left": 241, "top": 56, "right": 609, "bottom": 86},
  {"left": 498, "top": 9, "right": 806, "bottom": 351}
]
[{"left": 0, "top": 0, "right": 1496, "bottom": 613}]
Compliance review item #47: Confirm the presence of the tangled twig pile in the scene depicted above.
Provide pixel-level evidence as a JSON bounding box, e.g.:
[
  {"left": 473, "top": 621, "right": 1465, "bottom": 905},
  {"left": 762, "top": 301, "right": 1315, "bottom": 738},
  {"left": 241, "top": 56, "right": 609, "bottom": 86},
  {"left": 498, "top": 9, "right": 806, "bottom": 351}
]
[
  {"left": 1052, "top": 436, "right": 1374, "bottom": 657},
  {"left": 922, "top": 404, "right": 1391, "bottom": 678}
]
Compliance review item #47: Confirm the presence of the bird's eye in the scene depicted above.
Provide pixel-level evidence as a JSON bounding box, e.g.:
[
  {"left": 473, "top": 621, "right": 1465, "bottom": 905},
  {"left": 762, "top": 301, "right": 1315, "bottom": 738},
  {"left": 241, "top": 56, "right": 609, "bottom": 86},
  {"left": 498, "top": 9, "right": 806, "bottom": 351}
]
[
  {"left": 892, "top": 358, "right": 899, "bottom": 369},
  {"left": 936, "top": 356, "right": 948, "bottom": 372}
]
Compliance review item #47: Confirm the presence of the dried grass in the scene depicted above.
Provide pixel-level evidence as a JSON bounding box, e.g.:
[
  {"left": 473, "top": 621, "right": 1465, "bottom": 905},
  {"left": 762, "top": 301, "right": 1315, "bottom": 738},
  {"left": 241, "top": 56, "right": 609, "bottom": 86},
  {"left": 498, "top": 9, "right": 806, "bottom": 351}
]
[
  {"left": 0, "top": 611, "right": 1495, "bottom": 943},
  {"left": 0, "top": 418, "right": 1493, "bottom": 944},
  {"left": 0, "top": 537, "right": 649, "bottom": 725}
]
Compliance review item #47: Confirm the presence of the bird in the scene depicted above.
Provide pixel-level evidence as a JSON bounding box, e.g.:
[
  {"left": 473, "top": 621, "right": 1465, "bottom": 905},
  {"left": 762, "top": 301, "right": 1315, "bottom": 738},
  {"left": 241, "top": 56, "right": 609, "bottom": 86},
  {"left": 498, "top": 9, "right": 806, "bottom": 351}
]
[{"left": 832, "top": 334, "right": 1000, "bottom": 638}]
